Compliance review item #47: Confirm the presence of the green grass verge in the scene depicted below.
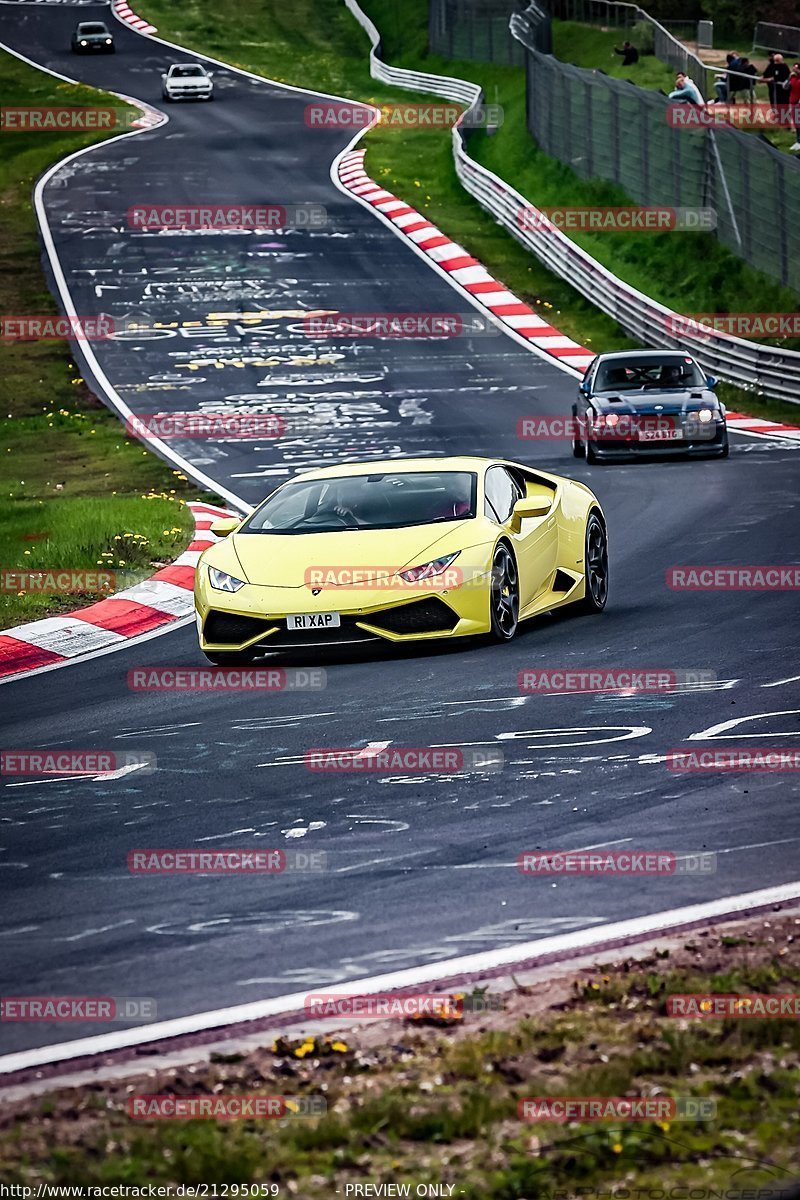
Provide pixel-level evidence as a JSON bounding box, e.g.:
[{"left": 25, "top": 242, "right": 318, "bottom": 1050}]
[
  {"left": 1, "top": 915, "right": 798, "bottom": 1190},
  {"left": 553, "top": 19, "right": 676, "bottom": 91},
  {"left": 135, "top": 0, "right": 800, "bottom": 427},
  {"left": 0, "top": 49, "right": 219, "bottom": 630}
]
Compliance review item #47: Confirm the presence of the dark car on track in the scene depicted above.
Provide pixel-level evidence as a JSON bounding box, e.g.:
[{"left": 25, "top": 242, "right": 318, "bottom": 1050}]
[
  {"left": 71, "top": 21, "right": 115, "bottom": 53},
  {"left": 572, "top": 350, "right": 728, "bottom": 462}
]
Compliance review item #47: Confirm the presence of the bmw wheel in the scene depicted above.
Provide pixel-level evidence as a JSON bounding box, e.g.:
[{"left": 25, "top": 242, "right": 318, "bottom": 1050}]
[
  {"left": 489, "top": 543, "right": 520, "bottom": 640},
  {"left": 576, "top": 513, "right": 608, "bottom": 613}
]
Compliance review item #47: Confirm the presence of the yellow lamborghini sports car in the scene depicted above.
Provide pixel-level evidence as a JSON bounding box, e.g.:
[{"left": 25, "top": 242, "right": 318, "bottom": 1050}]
[{"left": 194, "top": 457, "right": 608, "bottom": 662}]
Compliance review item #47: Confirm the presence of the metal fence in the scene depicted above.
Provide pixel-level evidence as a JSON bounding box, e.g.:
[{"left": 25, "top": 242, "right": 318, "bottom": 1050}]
[
  {"left": 512, "top": 13, "right": 800, "bottom": 295},
  {"left": 753, "top": 21, "right": 800, "bottom": 55},
  {"left": 428, "top": 0, "right": 528, "bottom": 65},
  {"left": 343, "top": 0, "right": 800, "bottom": 401}
]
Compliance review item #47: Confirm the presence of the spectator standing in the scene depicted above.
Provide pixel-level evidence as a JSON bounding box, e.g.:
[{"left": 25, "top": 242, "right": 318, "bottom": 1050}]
[
  {"left": 732, "top": 57, "right": 757, "bottom": 103},
  {"left": 763, "top": 52, "right": 789, "bottom": 111},
  {"left": 787, "top": 61, "right": 800, "bottom": 150},
  {"left": 669, "top": 72, "right": 704, "bottom": 105},
  {"left": 769, "top": 54, "right": 792, "bottom": 126},
  {"left": 614, "top": 40, "right": 639, "bottom": 66},
  {"left": 763, "top": 51, "right": 778, "bottom": 105},
  {"left": 713, "top": 52, "right": 741, "bottom": 103}
]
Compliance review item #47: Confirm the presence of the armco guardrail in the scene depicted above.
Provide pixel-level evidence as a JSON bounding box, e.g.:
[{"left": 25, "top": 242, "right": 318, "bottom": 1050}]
[{"left": 343, "top": 0, "right": 800, "bottom": 402}]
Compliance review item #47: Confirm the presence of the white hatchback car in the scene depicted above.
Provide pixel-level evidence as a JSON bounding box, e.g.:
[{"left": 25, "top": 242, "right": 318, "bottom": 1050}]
[{"left": 161, "top": 63, "right": 214, "bottom": 101}]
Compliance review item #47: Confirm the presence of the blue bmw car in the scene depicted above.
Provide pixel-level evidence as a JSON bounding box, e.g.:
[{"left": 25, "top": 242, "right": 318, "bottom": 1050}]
[{"left": 572, "top": 350, "right": 729, "bottom": 462}]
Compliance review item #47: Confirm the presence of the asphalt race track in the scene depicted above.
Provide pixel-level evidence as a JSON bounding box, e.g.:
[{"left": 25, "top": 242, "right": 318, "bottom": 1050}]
[{"left": 1, "top": 0, "right": 799, "bottom": 1058}]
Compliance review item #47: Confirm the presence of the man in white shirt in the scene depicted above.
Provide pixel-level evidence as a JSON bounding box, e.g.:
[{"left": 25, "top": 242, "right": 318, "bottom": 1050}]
[{"left": 669, "top": 72, "right": 704, "bottom": 105}]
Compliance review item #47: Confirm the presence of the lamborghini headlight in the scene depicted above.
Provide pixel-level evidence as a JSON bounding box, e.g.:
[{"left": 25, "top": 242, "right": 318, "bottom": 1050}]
[
  {"left": 399, "top": 552, "right": 460, "bottom": 584},
  {"left": 208, "top": 566, "right": 246, "bottom": 593}
]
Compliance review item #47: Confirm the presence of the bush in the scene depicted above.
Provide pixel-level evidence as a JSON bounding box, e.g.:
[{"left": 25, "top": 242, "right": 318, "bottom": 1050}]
[{"left": 631, "top": 18, "right": 655, "bottom": 53}]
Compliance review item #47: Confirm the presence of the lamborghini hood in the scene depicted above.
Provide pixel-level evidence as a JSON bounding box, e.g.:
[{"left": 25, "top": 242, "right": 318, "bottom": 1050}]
[{"left": 226, "top": 523, "right": 475, "bottom": 587}]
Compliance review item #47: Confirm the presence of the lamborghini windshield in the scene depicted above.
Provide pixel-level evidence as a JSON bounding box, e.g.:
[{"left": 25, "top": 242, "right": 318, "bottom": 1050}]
[
  {"left": 242, "top": 471, "right": 477, "bottom": 535},
  {"left": 594, "top": 355, "right": 705, "bottom": 391}
]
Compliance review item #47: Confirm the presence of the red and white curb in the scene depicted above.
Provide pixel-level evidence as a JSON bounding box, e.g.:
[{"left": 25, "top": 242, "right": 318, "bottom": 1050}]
[
  {"left": 0, "top": 503, "right": 234, "bottom": 681},
  {"left": 726, "top": 411, "right": 800, "bottom": 441},
  {"left": 337, "top": 148, "right": 594, "bottom": 374},
  {"left": 128, "top": 98, "right": 163, "bottom": 131},
  {"left": 111, "top": 0, "right": 156, "bottom": 36}
]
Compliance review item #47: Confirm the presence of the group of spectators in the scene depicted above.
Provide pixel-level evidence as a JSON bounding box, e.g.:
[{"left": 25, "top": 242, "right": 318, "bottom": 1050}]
[
  {"left": 667, "top": 50, "right": 800, "bottom": 152},
  {"left": 611, "top": 31, "right": 800, "bottom": 151}
]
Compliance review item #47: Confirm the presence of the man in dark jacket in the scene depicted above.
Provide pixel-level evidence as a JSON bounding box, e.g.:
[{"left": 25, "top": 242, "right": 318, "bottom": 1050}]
[
  {"left": 763, "top": 51, "right": 790, "bottom": 110},
  {"left": 614, "top": 40, "right": 639, "bottom": 66},
  {"left": 731, "top": 56, "right": 757, "bottom": 102},
  {"left": 713, "top": 52, "right": 741, "bottom": 102}
]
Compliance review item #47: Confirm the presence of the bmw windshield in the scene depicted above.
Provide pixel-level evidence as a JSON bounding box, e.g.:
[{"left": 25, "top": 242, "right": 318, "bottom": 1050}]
[
  {"left": 241, "top": 471, "right": 478, "bottom": 534},
  {"left": 594, "top": 355, "right": 706, "bottom": 392}
]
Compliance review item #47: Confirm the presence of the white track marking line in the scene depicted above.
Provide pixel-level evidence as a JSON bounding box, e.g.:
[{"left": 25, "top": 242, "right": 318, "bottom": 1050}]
[
  {"left": 0, "top": 38, "right": 251, "bottom": 514},
  {"left": 1, "top": 881, "right": 799, "bottom": 1076},
  {"left": 688, "top": 709, "right": 800, "bottom": 739},
  {"left": 762, "top": 675, "right": 800, "bottom": 688}
]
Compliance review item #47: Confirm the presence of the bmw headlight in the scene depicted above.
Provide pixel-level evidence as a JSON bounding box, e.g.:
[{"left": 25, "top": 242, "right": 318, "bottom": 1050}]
[
  {"left": 399, "top": 552, "right": 460, "bottom": 584},
  {"left": 106, "top": 38, "right": 112, "bottom": 44},
  {"left": 80, "top": 39, "right": 87, "bottom": 45},
  {"left": 208, "top": 566, "right": 246, "bottom": 593},
  {"left": 696, "top": 407, "right": 715, "bottom": 423}
]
